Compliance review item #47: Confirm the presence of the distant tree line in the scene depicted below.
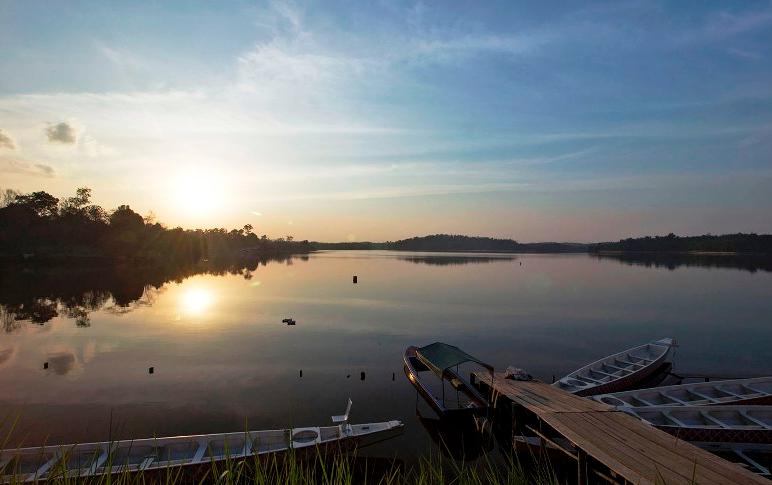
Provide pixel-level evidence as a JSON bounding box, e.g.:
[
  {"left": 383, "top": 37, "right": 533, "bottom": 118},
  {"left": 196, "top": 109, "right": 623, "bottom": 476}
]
[
  {"left": 312, "top": 235, "right": 587, "bottom": 253},
  {"left": 590, "top": 233, "right": 772, "bottom": 254},
  {"left": 0, "top": 188, "right": 310, "bottom": 263}
]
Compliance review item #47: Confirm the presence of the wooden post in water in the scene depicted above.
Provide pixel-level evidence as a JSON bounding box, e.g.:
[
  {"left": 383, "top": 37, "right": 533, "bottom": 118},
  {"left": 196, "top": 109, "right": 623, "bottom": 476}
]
[
  {"left": 353, "top": 275, "right": 358, "bottom": 284},
  {"left": 577, "top": 449, "right": 588, "bottom": 485}
]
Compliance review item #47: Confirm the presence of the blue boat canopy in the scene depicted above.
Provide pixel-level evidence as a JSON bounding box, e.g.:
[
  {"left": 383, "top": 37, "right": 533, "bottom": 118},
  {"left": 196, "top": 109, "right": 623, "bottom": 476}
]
[{"left": 416, "top": 342, "right": 493, "bottom": 378}]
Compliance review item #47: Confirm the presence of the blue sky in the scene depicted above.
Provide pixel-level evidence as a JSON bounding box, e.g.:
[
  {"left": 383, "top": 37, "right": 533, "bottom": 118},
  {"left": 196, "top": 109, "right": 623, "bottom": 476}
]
[{"left": 1, "top": 1, "right": 771, "bottom": 241}]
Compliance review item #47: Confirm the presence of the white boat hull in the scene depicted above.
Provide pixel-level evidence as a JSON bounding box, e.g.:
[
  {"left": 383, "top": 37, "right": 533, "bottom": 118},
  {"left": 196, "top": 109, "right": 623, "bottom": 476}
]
[{"left": 0, "top": 421, "right": 404, "bottom": 483}]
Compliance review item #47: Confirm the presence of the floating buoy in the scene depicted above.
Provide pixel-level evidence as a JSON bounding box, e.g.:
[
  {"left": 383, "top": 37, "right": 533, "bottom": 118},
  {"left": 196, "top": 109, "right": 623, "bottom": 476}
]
[
  {"left": 149, "top": 367, "right": 155, "bottom": 374},
  {"left": 353, "top": 275, "right": 358, "bottom": 284},
  {"left": 392, "top": 372, "right": 395, "bottom": 381},
  {"left": 346, "top": 374, "right": 350, "bottom": 379},
  {"left": 43, "top": 362, "right": 48, "bottom": 370},
  {"left": 360, "top": 371, "right": 366, "bottom": 381},
  {"left": 299, "top": 370, "right": 303, "bottom": 378}
]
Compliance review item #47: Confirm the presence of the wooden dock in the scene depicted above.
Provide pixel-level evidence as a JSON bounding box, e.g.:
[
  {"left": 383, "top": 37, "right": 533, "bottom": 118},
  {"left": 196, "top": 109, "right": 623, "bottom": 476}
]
[{"left": 474, "top": 372, "right": 769, "bottom": 485}]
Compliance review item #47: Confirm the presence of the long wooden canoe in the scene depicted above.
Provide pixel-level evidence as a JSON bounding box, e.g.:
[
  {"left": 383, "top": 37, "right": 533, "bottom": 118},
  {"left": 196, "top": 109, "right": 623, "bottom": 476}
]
[
  {"left": 553, "top": 338, "right": 676, "bottom": 396},
  {"left": 621, "top": 405, "right": 772, "bottom": 444},
  {"left": 0, "top": 405, "right": 403, "bottom": 483},
  {"left": 593, "top": 376, "right": 772, "bottom": 407}
]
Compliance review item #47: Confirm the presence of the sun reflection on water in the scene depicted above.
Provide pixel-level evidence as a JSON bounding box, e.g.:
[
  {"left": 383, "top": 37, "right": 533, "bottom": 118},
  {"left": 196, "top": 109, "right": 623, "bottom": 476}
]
[{"left": 180, "top": 287, "right": 214, "bottom": 317}]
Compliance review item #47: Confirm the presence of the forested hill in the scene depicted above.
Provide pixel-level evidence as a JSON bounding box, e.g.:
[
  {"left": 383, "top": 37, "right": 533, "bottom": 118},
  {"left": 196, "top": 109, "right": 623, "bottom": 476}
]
[
  {"left": 590, "top": 233, "right": 772, "bottom": 254},
  {"left": 390, "top": 235, "right": 520, "bottom": 251},
  {"left": 312, "top": 235, "right": 587, "bottom": 253}
]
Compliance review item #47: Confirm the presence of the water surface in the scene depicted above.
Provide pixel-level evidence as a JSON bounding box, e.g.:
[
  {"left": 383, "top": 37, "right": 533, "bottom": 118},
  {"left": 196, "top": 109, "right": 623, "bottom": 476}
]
[{"left": 2, "top": 251, "right": 771, "bottom": 459}]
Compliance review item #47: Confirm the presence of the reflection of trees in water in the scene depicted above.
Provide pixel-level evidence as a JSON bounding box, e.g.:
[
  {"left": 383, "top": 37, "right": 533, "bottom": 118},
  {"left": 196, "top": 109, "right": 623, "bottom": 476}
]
[
  {"left": 399, "top": 255, "right": 516, "bottom": 266},
  {"left": 594, "top": 253, "right": 772, "bottom": 273},
  {"left": 1, "top": 306, "right": 21, "bottom": 333},
  {"left": 0, "top": 254, "right": 303, "bottom": 331}
]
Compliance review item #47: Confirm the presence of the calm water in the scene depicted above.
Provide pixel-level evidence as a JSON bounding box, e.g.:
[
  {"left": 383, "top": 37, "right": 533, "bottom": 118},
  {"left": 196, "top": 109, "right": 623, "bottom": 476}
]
[{"left": 2, "top": 251, "right": 772, "bottom": 459}]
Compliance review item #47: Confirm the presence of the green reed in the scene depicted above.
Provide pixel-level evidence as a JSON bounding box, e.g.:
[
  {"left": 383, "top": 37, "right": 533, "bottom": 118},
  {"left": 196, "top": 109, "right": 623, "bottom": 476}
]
[{"left": 0, "top": 445, "right": 559, "bottom": 485}]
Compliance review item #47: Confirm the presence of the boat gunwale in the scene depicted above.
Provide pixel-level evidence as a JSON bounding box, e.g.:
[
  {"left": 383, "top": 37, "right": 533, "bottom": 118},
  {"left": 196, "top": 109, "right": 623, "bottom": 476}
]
[{"left": 593, "top": 376, "right": 772, "bottom": 408}]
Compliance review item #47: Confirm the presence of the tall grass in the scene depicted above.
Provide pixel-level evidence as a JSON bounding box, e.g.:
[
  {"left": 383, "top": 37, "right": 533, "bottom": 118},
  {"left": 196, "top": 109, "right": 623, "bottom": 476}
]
[{"left": 0, "top": 446, "right": 560, "bottom": 485}]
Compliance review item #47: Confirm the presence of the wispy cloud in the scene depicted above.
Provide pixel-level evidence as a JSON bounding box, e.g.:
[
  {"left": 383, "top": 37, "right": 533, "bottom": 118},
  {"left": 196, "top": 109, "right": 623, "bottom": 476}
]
[
  {"left": 410, "top": 33, "right": 551, "bottom": 63},
  {"left": 96, "top": 42, "right": 147, "bottom": 71},
  {"left": 702, "top": 7, "right": 772, "bottom": 40},
  {"left": 726, "top": 47, "right": 763, "bottom": 61},
  {"left": 0, "top": 157, "right": 55, "bottom": 177}
]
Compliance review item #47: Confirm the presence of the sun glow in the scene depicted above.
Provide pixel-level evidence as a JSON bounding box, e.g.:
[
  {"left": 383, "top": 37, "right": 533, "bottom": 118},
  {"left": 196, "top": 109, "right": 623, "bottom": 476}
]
[
  {"left": 180, "top": 287, "right": 214, "bottom": 316},
  {"left": 170, "top": 172, "right": 227, "bottom": 219}
]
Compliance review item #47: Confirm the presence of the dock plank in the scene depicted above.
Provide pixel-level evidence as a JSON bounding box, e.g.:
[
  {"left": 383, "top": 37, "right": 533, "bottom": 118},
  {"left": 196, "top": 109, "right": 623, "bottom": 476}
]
[{"left": 475, "top": 372, "right": 768, "bottom": 485}]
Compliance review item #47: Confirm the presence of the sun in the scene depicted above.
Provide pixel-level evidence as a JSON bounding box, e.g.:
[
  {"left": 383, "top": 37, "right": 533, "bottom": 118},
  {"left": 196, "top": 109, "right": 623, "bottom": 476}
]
[{"left": 171, "top": 173, "right": 223, "bottom": 215}]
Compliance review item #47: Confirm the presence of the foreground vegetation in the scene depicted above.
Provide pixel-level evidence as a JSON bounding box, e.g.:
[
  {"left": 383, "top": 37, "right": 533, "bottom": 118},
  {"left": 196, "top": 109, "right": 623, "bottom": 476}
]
[
  {"left": 0, "top": 188, "right": 310, "bottom": 263},
  {"left": 0, "top": 447, "right": 560, "bottom": 485}
]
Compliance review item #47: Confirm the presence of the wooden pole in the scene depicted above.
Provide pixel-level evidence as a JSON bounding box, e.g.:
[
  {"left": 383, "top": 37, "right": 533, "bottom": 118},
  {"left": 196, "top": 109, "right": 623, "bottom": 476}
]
[{"left": 577, "top": 449, "right": 588, "bottom": 485}]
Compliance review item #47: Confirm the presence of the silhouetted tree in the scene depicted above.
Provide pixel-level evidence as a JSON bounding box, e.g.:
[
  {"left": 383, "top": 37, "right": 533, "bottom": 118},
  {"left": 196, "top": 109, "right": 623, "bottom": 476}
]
[{"left": 12, "top": 191, "right": 59, "bottom": 218}]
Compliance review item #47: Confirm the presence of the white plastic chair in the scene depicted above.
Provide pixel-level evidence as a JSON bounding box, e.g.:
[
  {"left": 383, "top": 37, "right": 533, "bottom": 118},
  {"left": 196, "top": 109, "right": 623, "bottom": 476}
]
[{"left": 332, "top": 398, "right": 353, "bottom": 436}]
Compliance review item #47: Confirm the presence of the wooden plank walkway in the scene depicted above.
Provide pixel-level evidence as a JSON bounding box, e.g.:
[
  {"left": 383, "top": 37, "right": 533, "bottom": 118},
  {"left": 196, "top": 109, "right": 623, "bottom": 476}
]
[{"left": 474, "top": 372, "right": 769, "bottom": 485}]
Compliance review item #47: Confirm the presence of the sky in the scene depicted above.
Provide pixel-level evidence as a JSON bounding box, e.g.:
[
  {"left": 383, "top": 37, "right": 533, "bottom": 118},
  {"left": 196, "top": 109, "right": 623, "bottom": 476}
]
[{"left": 1, "top": 0, "right": 771, "bottom": 242}]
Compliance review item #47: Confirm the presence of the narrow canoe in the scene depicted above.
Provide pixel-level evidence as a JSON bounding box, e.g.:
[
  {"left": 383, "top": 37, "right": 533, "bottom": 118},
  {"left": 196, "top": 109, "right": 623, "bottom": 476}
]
[
  {"left": 621, "top": 405, "right": 772, "bottom": 444},
  {"left": 593, "top": 376, "right": 772, "bottom": 407},
  {"left": 0, "top": 411, "right": 403, "bottom": 483},
  {"left": 553, "top": 338, "right": 676, "bottom": 396}
]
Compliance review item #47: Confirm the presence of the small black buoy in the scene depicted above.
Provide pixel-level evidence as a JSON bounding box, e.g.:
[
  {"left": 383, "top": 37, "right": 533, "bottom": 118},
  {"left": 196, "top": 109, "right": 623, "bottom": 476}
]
[
  {"left": 392, "top": 372, "right": 395, "bottom": 381},
  {"left": 520, "top": 262, "right": 522, "bottom": 266},
  {"left": 353, "top": 275, "right": 358, "bottom": 284},
  {"left": 149, "top": 367, "right": 154, "bottom": 374},
  {"left": 43, "top": 362, "right": 48, "bottom": 370},
  {"left": 346, "top": 374, "right": 350, "bottom": 379},
  {"left": 360, "top": 371, "right": 365, "bottom": 381},
  {"left": 299, "top": 370, "right": 303, "bottom": 378}
]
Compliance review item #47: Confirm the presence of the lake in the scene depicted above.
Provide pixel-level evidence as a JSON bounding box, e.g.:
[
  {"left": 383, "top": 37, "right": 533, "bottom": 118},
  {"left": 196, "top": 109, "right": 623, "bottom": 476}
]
[{"left": 1, "top": 250, "right": 771, "bottom": 460}]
